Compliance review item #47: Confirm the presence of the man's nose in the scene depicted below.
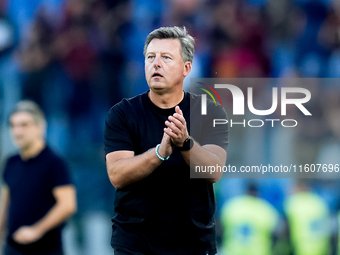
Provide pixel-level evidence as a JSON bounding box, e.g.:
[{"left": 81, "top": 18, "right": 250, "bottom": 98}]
[{"left": 153, "top": 55, "right": 161, "bottom": 68}]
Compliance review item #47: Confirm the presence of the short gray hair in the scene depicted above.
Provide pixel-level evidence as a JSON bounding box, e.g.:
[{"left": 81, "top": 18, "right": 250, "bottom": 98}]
[
  {"left": 9, "top": 100, "right": 46, "bottom": 127},
  {"left": 143, "top": 26, "right": 195, "bottom": 63}
]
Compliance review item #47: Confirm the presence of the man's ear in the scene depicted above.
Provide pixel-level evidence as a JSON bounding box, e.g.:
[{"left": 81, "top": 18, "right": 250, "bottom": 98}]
[{"left": 183, "top": 61, "right": 192, "bottom": 77}]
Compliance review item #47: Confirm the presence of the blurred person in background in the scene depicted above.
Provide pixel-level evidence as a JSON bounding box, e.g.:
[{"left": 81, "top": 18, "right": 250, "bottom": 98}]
[
  {"left": 53, "top": 0, "right": 98, "bottom": 150},
  {"left": 0, "top": 0, "right": 14, "bottom": 59},
  {"left": 15, "top": 10, "right": 55, "bottom": 109},
  {"left": 315, "top": 87, "right": 340, "bottom": 211},
  {"left": 104, "top": 26, "right": 228, "bottom": 255},
  {"left": 283, "top": 180, "right": 332, "bottom": 255},
  {"left": 210, "top": 0, "right": 270, "bottom": 79},
  {"left": 0, "top": 100, "right": 77, "bottom": 255},
  {"left": 289, "top": 80, "right": 326, "bottom": 172},
  {"left": 220, "top": 182, "right": 279, "bottom": 255}
]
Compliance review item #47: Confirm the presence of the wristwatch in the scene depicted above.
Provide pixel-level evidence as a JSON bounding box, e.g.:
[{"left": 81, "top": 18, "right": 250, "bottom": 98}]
[{"left": 177, "top": 136, "right": 194, "bottom": 151}]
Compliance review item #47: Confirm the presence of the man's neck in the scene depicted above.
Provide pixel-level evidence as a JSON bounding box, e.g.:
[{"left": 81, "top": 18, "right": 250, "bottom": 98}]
[
  {"left": 20, "top": 140, "right": 46, "bottom": 161},
  {"left": 148, "top": 89, "right": 184, "bottom": 109}
]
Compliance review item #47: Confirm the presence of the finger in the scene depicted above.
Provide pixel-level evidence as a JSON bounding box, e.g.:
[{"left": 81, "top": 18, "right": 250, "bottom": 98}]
[
  {"left": 175, "top": 106, "right": 182, "bottom": 115},
  {"left": 165, "top": 119, "right": 181, "bottom": 133},
  {"left": 165, "top": 121, "right": 180, "bottom": 135},
  {"left": 170, "top": 113, "right": 186, "bottom": 126},
  {"left": 164, "top": 127, "right": 178, "bottom": 139},
  {"left": 162, "top": 132, "right": 171, "bottom": 143},
  {"left": 168, "top": 116, "right": 185, "bottom": 129},
  {"left": 162, "top": 131, "right": 170, "bottom": 139}
]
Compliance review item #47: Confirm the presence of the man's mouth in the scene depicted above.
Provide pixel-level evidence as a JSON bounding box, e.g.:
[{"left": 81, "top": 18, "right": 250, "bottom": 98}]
[
  {"left": 152, "top": 73, "right": 163, "bottom": 78},
  {"left": 15, "top": 136, "right": 24, "bottom": 141}
]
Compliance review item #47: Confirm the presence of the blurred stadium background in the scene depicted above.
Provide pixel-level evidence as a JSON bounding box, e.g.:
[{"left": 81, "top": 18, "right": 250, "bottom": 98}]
[{"left": 1, "top": 0, "right": 340, "bottom": 254}]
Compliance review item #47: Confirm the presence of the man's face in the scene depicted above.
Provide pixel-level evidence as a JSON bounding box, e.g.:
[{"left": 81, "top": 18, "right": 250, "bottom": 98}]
[
  {"left": 145, "top": 38, "right": 191, "bottom": 92},
  {"left": 9, "top": 112, "right": 44, "bottom": 150}
]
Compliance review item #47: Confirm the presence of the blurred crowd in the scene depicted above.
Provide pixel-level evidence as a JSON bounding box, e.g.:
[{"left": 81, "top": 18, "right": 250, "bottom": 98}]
[{"left": 0, "top": 0, "right": 340, "bottom": 254}]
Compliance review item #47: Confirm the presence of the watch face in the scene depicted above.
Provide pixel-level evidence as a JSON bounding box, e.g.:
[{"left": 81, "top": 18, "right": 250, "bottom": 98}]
[{"left": 179, "top": 137, "right": 193, "bottom": 151}]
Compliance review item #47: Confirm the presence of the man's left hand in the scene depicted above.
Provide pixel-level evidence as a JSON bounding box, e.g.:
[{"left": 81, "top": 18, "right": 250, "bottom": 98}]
[
  {"left": 13, "top": 225, "right": 44, "bottom": 244},
  {"left": 164, "top": 106, "right": 189, "bottom": 148}
]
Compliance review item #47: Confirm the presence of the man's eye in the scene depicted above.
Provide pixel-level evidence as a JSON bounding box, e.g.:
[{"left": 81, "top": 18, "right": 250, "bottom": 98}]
[
  {"left": 163, "top": 56, "right": 170, "bottom": 60},
  {"left": 148, "top": 56, "right": 155, "bottom": 59}
]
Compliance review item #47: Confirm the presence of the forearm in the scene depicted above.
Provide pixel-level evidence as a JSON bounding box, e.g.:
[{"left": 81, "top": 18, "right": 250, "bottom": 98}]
[
  {"left": 181, "top": 143, "right": 226, "bottom": 182},
  {"left": 107, "top": 147, "right": 163, "bottom": 189},
  {"left": 0, "top": 187, "right": 9, "bottom": 241},
  {"left": 0, "top": 207, "right": 8, "bottom": 242}
]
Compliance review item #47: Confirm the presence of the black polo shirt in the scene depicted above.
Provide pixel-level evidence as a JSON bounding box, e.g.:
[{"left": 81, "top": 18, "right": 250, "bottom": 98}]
[
  {"left": 104, "top": 91, "right": 228, "bottom": 254},
  {"left": 3, "top": 146, "right": 72, "bottom": 254}
]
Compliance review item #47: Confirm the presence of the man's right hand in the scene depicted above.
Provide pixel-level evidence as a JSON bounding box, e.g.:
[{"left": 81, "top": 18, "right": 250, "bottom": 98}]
[
  {"left": 13, "top": 225, "right": 44, "bottom": 245},
  {"left": 157, "top": 131, "right": 173, "bottom": 160}
]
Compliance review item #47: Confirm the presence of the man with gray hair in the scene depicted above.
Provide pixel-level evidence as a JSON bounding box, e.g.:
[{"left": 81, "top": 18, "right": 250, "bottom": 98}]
[
  {"left": 104, "top": 26, "right": 228, "bottom": 254},
  {"left": 0, "top": 100, "right": 77, "bottom": 255}
]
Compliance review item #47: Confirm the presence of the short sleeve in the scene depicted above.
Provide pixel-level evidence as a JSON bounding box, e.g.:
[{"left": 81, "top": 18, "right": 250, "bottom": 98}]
[
  {"left": 50, "top": 156, "right": 72, "bottom": 188},
  {"left": 200, "top": 103, "right": 229, "bottom": 152},
  {"left": 104, "top": 102, "right": 134, "bottom": 155}
]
